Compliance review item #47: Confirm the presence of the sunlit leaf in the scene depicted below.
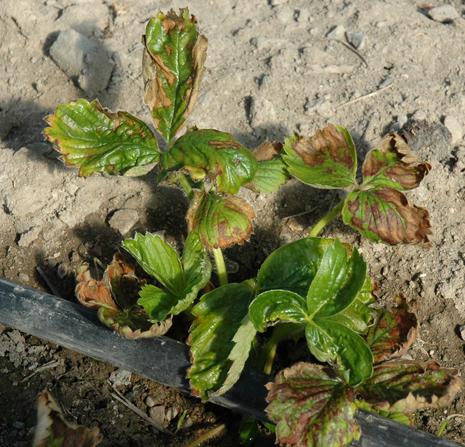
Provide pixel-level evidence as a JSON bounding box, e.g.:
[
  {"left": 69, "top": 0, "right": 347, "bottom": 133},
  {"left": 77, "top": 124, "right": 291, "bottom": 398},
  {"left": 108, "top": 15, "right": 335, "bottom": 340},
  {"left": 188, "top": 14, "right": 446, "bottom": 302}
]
[
  {"left": 162, "top": 128, "right": 257, "bottom": 194},
  {"left": 44, "top": 99, "right": 159, "bottom": 176},
  {"left": 186, "top": 191, "right": 255, "bottom": 249},
  {"left": 143, "top": 8, "right": 207, "bottom": 143},
  {"left": 342, "top": 189, "right": 431, "bottom": 244},
  {"left": 367, "top": 297, "right": 418, "bottom": 364},
  {"left": 188, "top": 282, "right": 256, "bottom": 399},
  {"left": 362, "top": 132, "right": 431, "bottom": 191},
  {"left": 283, "top": 124, "right": 357, "bottom": 189},
  {"left": 266, "top": 362, "right": 361, "bottom": 447}
]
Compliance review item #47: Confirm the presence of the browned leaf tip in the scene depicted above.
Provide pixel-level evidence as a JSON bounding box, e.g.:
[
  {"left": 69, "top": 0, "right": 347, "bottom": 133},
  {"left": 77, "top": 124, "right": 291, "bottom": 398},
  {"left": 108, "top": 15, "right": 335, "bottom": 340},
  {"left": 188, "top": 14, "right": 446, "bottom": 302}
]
[
  {"left": 293, "top": 124, "right": 355, "bottom": 170},
  {"left": 363, "top": 132, "right": 431, "bottom": 190},
  {"left": 253, "top": 141, "right": 283, "bottom": 161},
  {"left": 33, "top": 390, "right": 102, "bottom": 447},
  {"left": 75, "top": 264, "right": 117, "bottom": 310}
]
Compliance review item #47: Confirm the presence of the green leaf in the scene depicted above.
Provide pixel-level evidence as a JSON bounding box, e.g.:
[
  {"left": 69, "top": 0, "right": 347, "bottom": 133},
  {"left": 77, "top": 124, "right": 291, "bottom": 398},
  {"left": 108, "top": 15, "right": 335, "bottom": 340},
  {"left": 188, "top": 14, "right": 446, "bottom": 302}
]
[
  {"left": 305, "top": 321, "right": 373, "bottom": 386},
  {"left": 342, "top": 189, "right": 431, "bottom": 245},
  {"left": 248, "top": 290, "right": 308, "bottom": 332},
  {"left": 366, "top": 297, "right": 418, "bottom": 364},
  {"left": 257, "top": 238, "right": 324, "bottom": 296},
  {"left": 162, "top": 129, "right": 257, "bottom": 194},
  {"left": 361, "top": 360, "right": 461, "bottom": 413},
  {"left": 186, "top": 191, "right": 255, "bottom": 250},
  {"left": 123, "top": 232, "right": 211, "bottom": 321},
  {"left": 122, "top": 232, "right": 184, "bottom": 295},
  {"left": 266, "top": 362, "right": 361, "bottom": 447},
  {"left": 188, "top": 283, "right": 255, "bottom": 399},
  {"left": 283, "top": 124, "right": 357, "bottom": 189},
  {"left": 306, "top": 240, "right": 367, "bottom": 318},
  {"left": 361, "top": 132, "right": 431, "bottom": 192},
  {"left": 143, "top": 8, "right": 207, "bottom": 143},
  {"left": 45, "top": 99, "right": 160, "bottom": 177}
]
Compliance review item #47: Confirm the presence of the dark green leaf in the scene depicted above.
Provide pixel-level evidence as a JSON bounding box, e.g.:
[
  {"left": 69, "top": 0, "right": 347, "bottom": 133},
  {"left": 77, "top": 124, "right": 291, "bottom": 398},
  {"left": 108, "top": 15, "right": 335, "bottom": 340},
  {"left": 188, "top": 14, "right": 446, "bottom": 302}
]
[
  {"left": 361, "top": 132, "right": 431, "bottom": 191},
  {"left": 366, "top": 298, "right": 418, "bottom": 364},
  {"left": 162, "top": 129, "right": 257, "bottom": 194},
  {"left": 306, "top": 240, "right": 367, "bottom": 318},
  {"left": 188, "top": 283, "right": 256, "bottom": 399},
  {"left": 44, "top": 99, "right": 159, "bottom": 176},
  {"left": 361, "top": 360, "right": 461, "bottom": 413},
  {"left": 266, "top": 362, "right": 361, "bottom": 447},
  {"left": 186, "top": 191, "right": 255, "bottom": 250},
  {"left": 283, "top": 124, "right": 357, "bottom": 189},
  {"left": 143, "top": 8, "right": 207, "bottom": 143},
  {"left": 342, "top": 189, "right": 431, "bottom": 245},
  {"left": 306, "top": 321, "right": 373, "bottom": 385},
  {"left": 248, "top": 290, "right": 307, "bottom": 332}
]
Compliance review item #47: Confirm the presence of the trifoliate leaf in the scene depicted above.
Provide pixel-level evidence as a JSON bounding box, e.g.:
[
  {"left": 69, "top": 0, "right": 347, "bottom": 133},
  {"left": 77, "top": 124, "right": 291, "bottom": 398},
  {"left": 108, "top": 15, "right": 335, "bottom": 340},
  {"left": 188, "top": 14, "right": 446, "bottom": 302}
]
[
  {"left": 342, "top": 189, "right": 431, "bottom": 244},
  {"left": 33, "top": 391, "right": 102, "bottom": 447},
  {"left": 143, "top": 8, "right": 207, "bottom": 143},
  {"left": 266, "top": 363, "right": 361, "bottom": 447},
  {"left": 361, "top": 360, "right": 461, "bottom": 414},
  {"left": 366, "top": 297, "right": 418, "bottom": 364},
  {"left": 162, "top": 129, "right": 257, "bottom": 194},
  {"left": 186, "top": 191, "right": 255, "bottom": 250},
  {"left": 188, "top": 282, "right": 256, "bottom": 399},
  {"left": 283, "top": 124, "right": 357, "bottom": 189},
  {"left": 361, "top": 132, "right": 431, "bottom": 191},
  {"left": 44, "top": 99, "right": 159, "bottom": 176},
  {"left": 123, "top": 232, "right": 211, "bottom": 321}
]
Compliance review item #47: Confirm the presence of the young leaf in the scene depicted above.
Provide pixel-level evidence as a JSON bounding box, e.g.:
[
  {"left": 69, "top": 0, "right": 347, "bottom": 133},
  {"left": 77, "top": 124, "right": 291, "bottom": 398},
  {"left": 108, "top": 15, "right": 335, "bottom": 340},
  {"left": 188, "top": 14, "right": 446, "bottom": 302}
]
[
  {"left": 33, "top": 391, "right": 102, "bottom": 447},
  {"left": 266, "top": 363, "right": 361, "bottom": 447},
  {"left": 188, "top": 282, "right": 256, "bottom": 399},
  {"left": 361, "top": 133, "right": 431, "bottom": 191},
  {"left": 143, "top": 8, "right": 207, "bottom": 143},
  {"left": 123, "top": 232, "right": 211, "bottom": 321},
  {"left": 342, "top": 189, "right": 431, "bottom": 245},
  {"left": 162, "top": 129, "right": 257, "bottom": 194},
  {"left": 283, "top": 124, "right": 357, "bottom": 189},
  {"left": 247, "top": 141, "right": 289, "bottom": 193},
  {"left": 361, "top": 360, "right": 461, "bottom": 414},
  {"left": 186, "top": 191, "right": 255, "bottom": 250},
  {"left": 44, "top": 99, "right": 159, "bottom": 176},
  {"left": 366, "top": 297, "right": 418, "bottom": 364}
]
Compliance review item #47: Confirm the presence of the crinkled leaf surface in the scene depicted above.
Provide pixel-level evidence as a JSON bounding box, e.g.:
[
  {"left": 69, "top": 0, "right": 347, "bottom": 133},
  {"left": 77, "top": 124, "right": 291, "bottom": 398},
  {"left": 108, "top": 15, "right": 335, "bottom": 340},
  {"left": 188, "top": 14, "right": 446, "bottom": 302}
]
[
  {"left": 361, "top": 360, "right": 461, "bottom": 414},
  {"left": 251, "top": 238, "right": 374, "bottom": 385},
  {"left": 123, "top": 232, "right": 211, "bottom": 321},
  {"left": 266, "top": 363, "right": 361, "bottom": 447},
  {"left": 367, "top": 298, "right": 418, "bottom": 364},
  {"left": 34, "top": 391, "right": 102, "bottom": 447},
  {"left": 186, "top": 191, "right": 255, "bottom": 250},
  {"left": 362, "top": 133, "right": 431, "bottom": 191},
  {"left": 162, "top": 129, "right": 257, "bottom": 194},
  {"left": 342, "top": 189, "right": 431, "bottom": 244},
  {"left": 45, "top": 99, "right": 159, "bottom": 176},
  {"left": 283, "top": 124, "right": 357, "bottom": 189},
  {"left": 143, "top": 8, "right": 207, "bottom": 143},
  {"left": 188, "top": 282, "right": 255, "bottom": 399}
]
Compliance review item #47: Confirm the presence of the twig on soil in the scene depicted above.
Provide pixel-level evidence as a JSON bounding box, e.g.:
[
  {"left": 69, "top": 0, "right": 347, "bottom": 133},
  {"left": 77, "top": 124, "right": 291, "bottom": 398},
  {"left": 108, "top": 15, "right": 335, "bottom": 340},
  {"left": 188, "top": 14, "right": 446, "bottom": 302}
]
[
  {"left": 36, "top": 266, "right": 62, "bottom": 297},
  {"left": 281, "top": 207, "right": 317, "bottom": 221},
  {"left": 332, "top": 39, "right": 368, "bottom": 67},
  {"left": 185, "top": 424, "right": 226, "bottom": 447},
  {"left": 21, "top": 360, "right": 61, "bottom": 382},
  {"left": 109, "top": 382, "right": 173, "bottom": 435},
  {"left": 336, "top": 82, "right": 394, "bottom": 109}
]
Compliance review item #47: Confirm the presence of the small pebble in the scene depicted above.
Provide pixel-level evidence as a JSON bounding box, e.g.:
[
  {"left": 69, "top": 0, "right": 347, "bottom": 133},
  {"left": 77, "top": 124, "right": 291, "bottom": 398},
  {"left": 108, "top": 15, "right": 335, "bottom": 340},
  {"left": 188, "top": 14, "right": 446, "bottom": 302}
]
[
  {"left": 427, "top": 5, "right": 459, "bottom": 23},
  {"left": 443, "top": 115, "right": 463, "bottom": 144},
  {"left": 326, "top": 24, "right": 345, "bottom": 40},
  {"left": 459, "top": 324, "right": 465, "bottom": 341},
  {"left": 345, "top": 31, "right": 366, "bottom": 49},
  {"left": 145, "top": 396, "right": 156, "bottom": 408}
]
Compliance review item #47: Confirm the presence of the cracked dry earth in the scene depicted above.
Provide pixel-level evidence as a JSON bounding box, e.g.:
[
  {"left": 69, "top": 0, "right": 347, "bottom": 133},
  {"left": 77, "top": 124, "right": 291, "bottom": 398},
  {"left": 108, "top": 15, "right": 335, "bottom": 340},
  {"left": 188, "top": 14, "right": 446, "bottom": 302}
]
[{"left": 1, "top": 0, "right": 465, "bottom": 445}]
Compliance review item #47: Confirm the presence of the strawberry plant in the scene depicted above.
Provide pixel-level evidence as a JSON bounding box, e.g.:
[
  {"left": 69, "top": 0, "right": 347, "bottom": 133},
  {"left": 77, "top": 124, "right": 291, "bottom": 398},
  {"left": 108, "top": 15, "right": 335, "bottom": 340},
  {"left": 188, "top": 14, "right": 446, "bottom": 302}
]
[{"left": 43, "top": 7, "right": 459, "bottom": 447}]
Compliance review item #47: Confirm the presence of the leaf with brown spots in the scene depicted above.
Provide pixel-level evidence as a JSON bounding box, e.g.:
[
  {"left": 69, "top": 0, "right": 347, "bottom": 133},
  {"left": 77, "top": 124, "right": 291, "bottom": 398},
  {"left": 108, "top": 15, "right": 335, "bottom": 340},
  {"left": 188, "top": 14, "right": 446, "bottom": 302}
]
[
  {"left": 33, "top": 390, "right": 102, "bottom": 447},
  {"left": 283, "top": 124, "right": 358, "bottom": 189},
  {"left": 342, "top": 188, "right": 431, "bottom": 245},
  {"left": 143, "top": 8, "right": 207, "bottom": 143},
  {"left": 186, "top": 191, "right": 255, "bottom": 250},
  {"left": 366, "top": 297, "right": 418, "bottom": 363},
  {"left": 362, "top": 132, "right": 431, "bottom": 191}
]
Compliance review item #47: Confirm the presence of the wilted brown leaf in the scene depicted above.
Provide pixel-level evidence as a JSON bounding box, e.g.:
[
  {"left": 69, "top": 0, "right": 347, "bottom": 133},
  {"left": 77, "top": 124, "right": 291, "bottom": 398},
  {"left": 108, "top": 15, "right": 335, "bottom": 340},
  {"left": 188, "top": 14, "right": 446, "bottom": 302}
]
[{"left": 75, "top": 264, "right": 117, "bottom": 310}]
